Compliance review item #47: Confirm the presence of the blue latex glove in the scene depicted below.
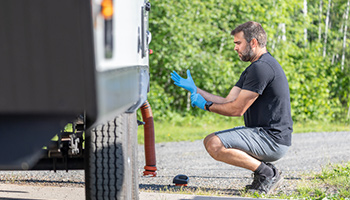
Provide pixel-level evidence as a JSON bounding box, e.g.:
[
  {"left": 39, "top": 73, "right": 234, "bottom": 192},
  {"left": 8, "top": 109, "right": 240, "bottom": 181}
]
[
  {"left": 171, "top": 69, "right": 197, "bottom": 94},
  {"left": 190, "top": 93, "right": 207, "bottom": 111}
]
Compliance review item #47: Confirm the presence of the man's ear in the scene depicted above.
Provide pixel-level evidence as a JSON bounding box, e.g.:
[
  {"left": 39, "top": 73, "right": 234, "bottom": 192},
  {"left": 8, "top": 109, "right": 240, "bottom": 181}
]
[{"left": 250, "top": 38, "right": 259, "bottom": 48}]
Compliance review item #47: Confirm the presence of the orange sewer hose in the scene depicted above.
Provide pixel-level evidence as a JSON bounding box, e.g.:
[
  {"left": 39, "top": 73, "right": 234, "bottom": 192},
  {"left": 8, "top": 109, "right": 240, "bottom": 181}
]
[{"left": 140, "top": 100, "right": 157, "bottom": 176}]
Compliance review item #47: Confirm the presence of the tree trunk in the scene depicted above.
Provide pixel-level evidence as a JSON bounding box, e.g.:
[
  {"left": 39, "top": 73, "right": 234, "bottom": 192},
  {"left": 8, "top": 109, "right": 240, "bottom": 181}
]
[
  {"left": 186, "top": 92, "right": 190, "bottom": 111},
  {"left": 304, "top": 0, "right": 308, "bottom": 46},
  {"left": 319, "top": 0, "right": 323, "bottom": 41},
  {"left": 341, "top": 0, "right": 349, "bottom": 70},
  {"left": 323, "top": 0, "right": 331, "bottom": 57}
]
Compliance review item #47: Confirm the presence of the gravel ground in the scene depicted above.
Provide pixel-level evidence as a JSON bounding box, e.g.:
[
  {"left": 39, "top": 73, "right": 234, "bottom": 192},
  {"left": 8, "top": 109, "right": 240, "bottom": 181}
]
[
  {"left": 0, "top": 170, "right": 85, "bottom": 187},
  {"left": 0, "top": 131, "right": 349, "bottom": 198},
  {"left": 138, "top": 131, "right": 350, "bottom": 196}
]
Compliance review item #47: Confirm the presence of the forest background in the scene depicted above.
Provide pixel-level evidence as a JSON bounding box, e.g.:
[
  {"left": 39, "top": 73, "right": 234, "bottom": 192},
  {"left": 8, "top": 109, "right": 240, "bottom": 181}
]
[{"left": 141, "top": 0, "right": 350, "bottom": 140}]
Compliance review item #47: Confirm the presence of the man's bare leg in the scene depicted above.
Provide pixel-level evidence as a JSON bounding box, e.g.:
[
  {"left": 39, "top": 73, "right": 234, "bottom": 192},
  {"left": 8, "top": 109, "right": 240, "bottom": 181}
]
[{"left": 203, "top": 133, "right": 261, "bottom": 171}]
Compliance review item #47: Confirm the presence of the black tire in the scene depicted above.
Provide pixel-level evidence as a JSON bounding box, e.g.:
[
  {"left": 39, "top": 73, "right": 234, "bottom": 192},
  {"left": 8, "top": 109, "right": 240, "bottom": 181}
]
[{"left": 85, "top": 112, "right": 139, "bottom": 200}]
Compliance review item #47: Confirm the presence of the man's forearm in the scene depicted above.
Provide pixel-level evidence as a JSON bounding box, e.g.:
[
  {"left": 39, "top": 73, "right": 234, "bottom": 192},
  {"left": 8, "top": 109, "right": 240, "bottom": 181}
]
[
  {"left": 197, "top": 88, "right": 227, "bottom": 103},
  {"left": 208, "top": 89, "right": 259, "bottom": 117},
  {"left": 209, "top": 102, "right": 244, "bottom": 117}
]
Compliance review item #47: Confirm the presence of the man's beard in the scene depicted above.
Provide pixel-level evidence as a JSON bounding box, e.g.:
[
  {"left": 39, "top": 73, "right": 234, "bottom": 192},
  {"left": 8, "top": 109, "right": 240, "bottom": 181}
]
[{"left": 239, "top": 44, "right": 255, "bottom": 62}]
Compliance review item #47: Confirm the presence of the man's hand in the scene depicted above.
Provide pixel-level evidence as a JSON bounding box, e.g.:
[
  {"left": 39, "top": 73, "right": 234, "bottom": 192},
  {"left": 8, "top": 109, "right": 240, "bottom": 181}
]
[
  {"left": 191, "top": 93, "right": 206, "bottom": 111},
  {"left": 171, "top": 69, "right": 197, "bottom": 94}
]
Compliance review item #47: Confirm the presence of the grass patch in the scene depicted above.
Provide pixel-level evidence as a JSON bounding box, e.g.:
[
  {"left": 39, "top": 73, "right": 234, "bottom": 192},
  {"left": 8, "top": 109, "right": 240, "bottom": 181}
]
[
  {"left": 293, "top": 121, "right": 350, "bottom": 133},
  {"left": 137, "top": 113, "right": 245, "bottom": 144},
  {"left": 244, "top": 162, "right": 350, "bottom": 200},
  {"left": 137, "top": 113, "right": 350, "bottom": 144},
  {"left": 311, "top": 162, "right": 350, "bottom": 199}
]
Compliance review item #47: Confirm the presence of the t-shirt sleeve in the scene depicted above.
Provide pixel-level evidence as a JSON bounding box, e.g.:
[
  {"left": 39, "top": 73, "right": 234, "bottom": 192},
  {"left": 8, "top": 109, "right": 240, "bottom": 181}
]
[
  {"left": 235, "top": 70, "right": 245, "bottom": 89},
  {"left": 239, "top": 61, "right": 275, "bottom": 95}
]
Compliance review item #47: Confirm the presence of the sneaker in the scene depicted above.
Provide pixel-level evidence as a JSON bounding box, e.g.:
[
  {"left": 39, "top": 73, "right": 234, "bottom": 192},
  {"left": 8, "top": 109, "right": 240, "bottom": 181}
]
[
  {"left": 245, "top": 162, "right": 277, "bottom": 190},
  {"left": 245, "top": 163, "right": 284, "bottom": 194},
  {"left": 244, "top": 171, "right": 260, "bottom": 191}
]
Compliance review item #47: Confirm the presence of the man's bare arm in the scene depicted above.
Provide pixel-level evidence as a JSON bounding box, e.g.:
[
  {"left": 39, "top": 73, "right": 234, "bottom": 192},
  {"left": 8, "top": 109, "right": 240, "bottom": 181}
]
[
  {"left": 209, "top": 89, "right": 259, "bottom": 116},
  {"left": 197, "top": 86, "right": 242, "bottom": 104}
]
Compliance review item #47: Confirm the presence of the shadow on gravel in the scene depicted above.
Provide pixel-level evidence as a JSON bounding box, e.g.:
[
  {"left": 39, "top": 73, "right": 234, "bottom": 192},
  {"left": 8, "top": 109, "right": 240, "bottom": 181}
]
[
  {"left": 139, "top": 184, "right": 241, "bottom": 196},
  {"left": 0, "top": 198, "right": 40, "bottom": 200},
  {"left": 0, "top": 190, "right": 28, "bottom": 194},
  {"left": 284, "top": 176, "right": 302, "bottom": 180},
  {"left": 0, "top": 179, "right": 84, "bottom": 186}
]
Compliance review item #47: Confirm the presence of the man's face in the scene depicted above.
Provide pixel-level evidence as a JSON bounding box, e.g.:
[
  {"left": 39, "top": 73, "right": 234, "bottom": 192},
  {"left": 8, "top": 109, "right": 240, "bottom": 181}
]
[{"left": 233, "top": 32, "right": 255, "bottom": 62}]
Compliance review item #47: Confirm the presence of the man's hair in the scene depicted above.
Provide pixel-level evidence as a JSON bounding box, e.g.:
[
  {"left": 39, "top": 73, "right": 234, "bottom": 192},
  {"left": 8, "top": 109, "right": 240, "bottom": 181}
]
[{"left": 231, "top": 21, "right": 267, "bottom": 48}]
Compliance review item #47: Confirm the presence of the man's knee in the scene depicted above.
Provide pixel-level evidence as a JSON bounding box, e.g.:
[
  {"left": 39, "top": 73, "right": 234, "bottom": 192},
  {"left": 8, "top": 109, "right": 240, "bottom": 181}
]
[
  {"left": 203, "top": 133, "right": 218, "bottom": 149},
  {"left": 203, "top": 133, "right": 225, "bottom": 160}
]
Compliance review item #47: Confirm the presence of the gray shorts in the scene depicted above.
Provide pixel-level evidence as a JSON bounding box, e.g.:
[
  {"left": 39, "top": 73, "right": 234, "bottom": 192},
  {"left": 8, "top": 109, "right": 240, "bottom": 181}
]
[{"left": 215, "top": 126, "right": 289, "bottom": 162}]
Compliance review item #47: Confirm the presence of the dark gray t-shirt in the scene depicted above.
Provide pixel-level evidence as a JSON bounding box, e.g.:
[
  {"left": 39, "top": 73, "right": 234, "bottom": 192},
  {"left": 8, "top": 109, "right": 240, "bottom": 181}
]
[{"left": 235, "top": 52, "right": 293, "bottom": 146}]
